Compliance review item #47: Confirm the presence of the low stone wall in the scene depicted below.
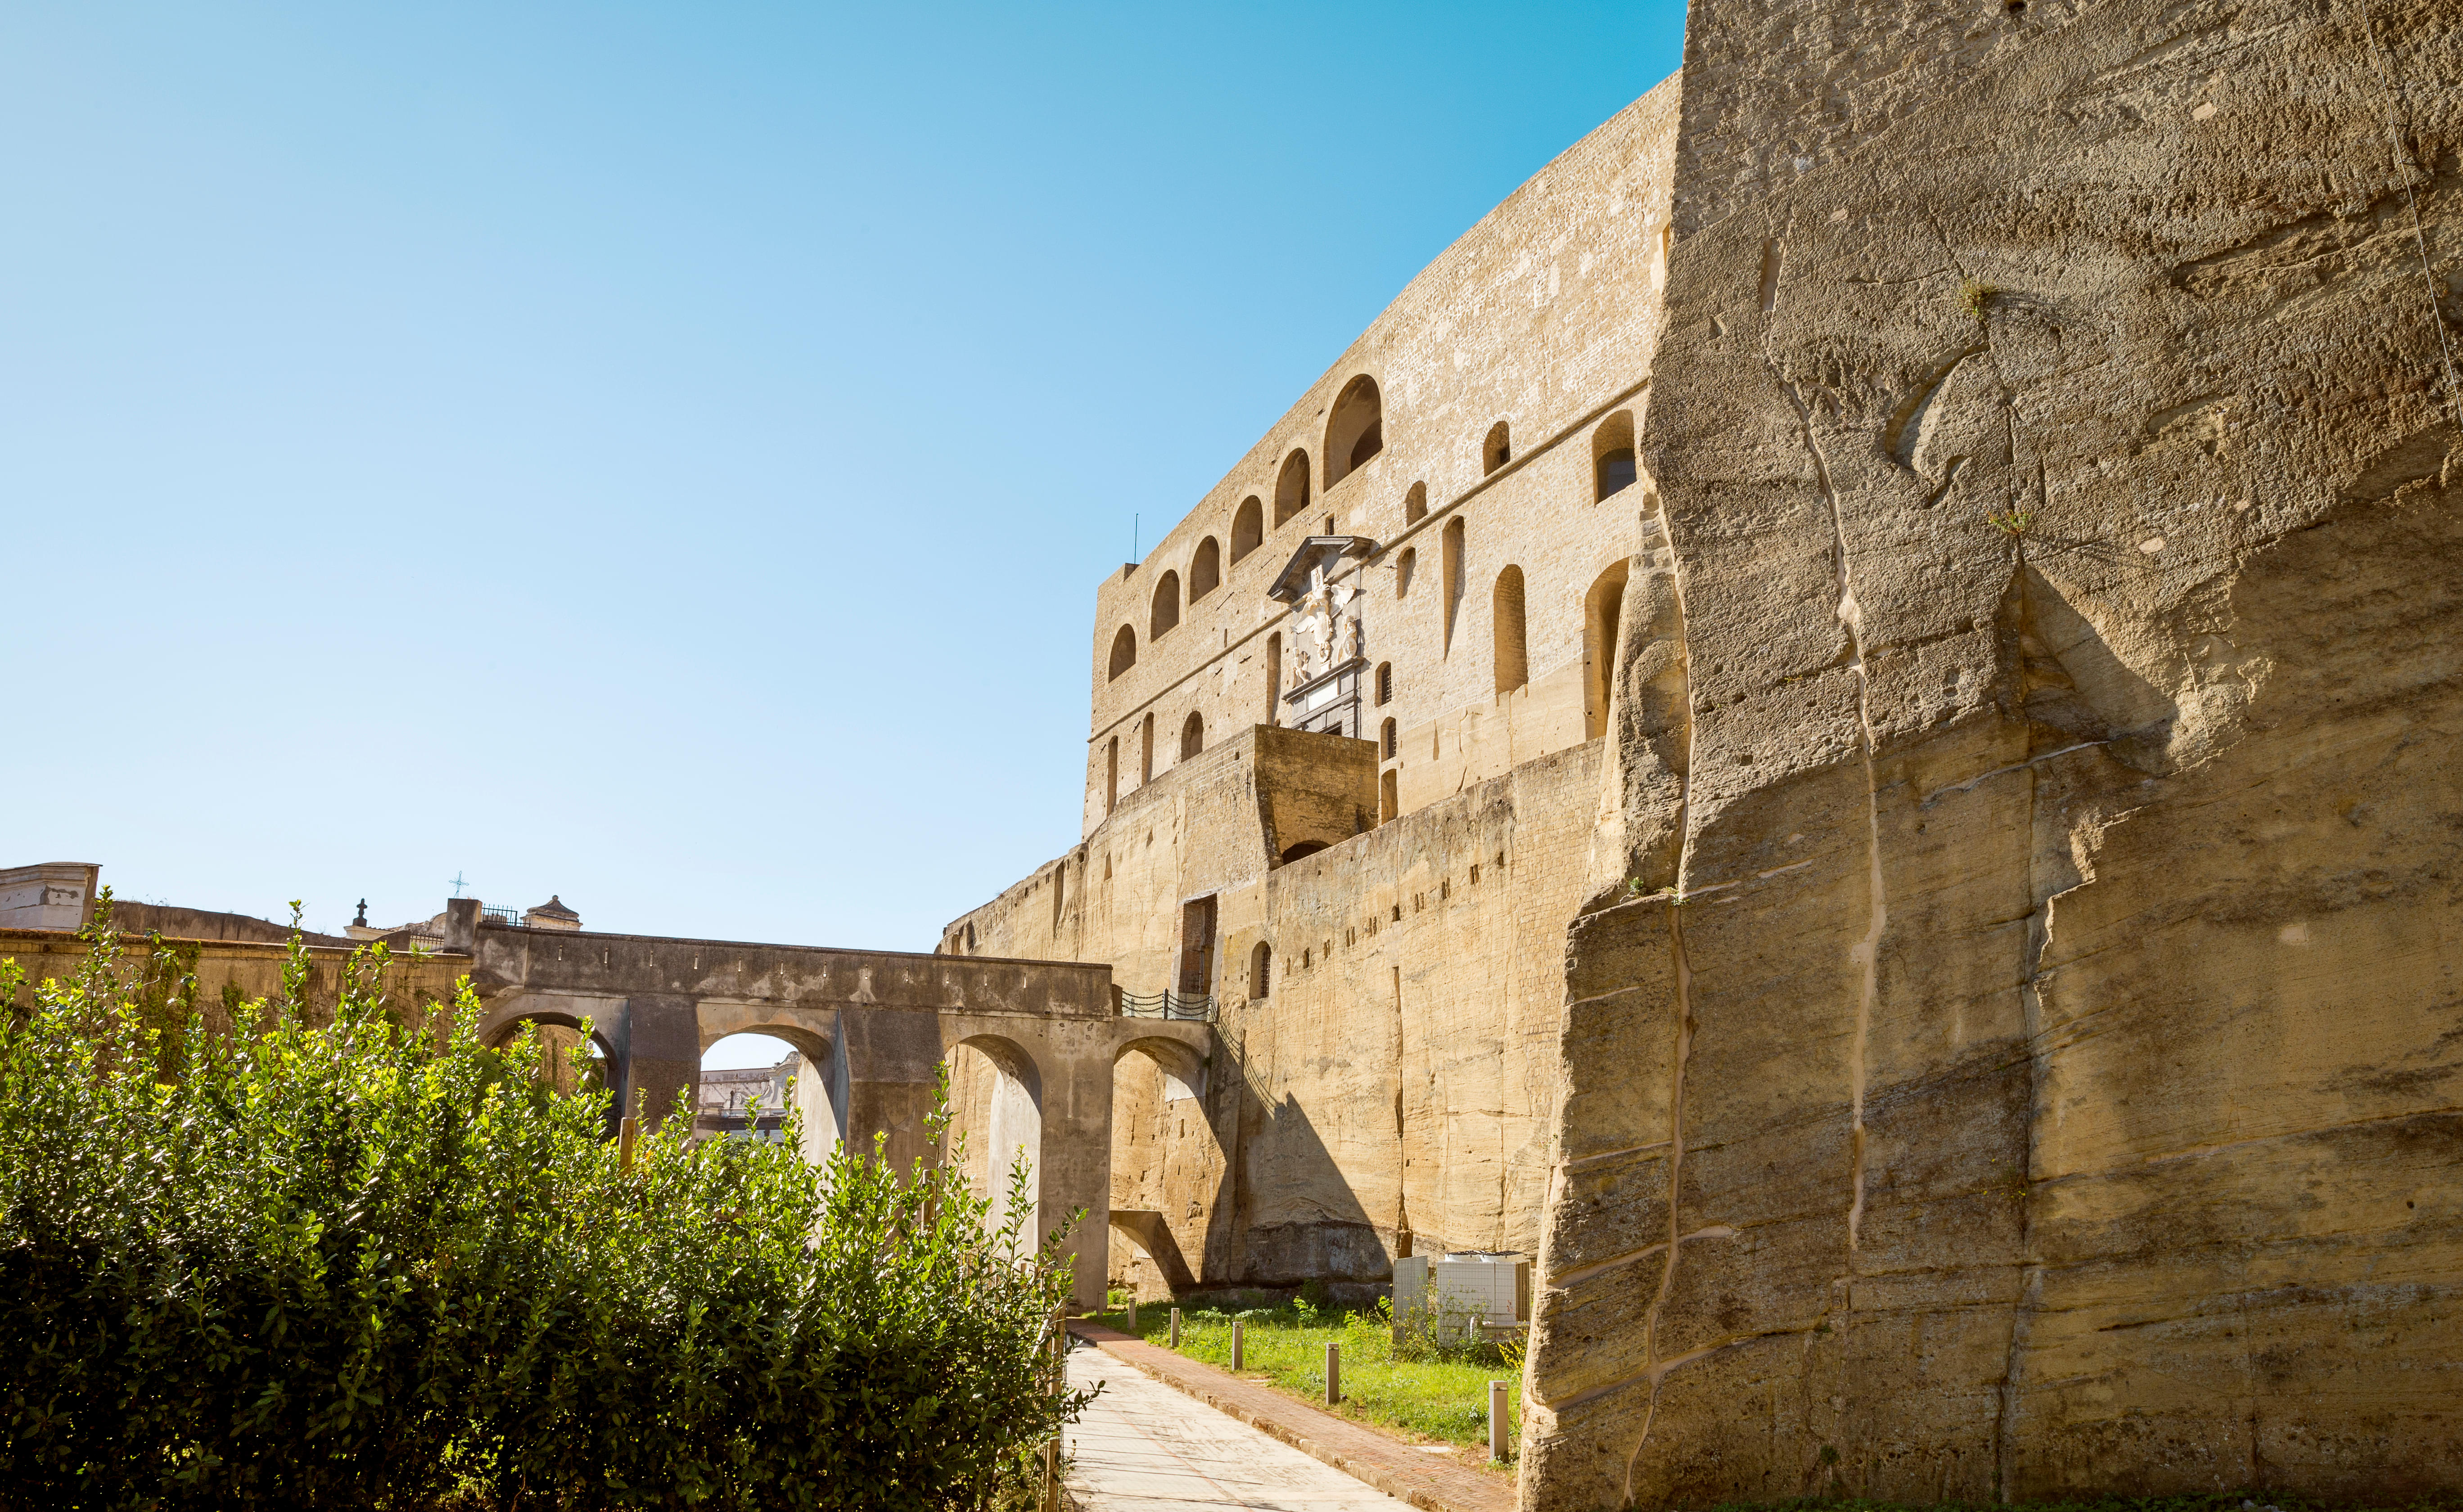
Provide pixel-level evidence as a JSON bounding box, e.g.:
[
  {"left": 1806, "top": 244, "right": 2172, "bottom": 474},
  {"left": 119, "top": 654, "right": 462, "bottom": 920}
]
[{"left": 0, "top": 927, "right": 471, "bottom": 1038}]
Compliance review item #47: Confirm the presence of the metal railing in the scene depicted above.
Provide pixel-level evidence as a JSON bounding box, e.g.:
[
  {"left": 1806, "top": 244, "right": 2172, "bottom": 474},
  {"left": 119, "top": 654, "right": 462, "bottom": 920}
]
[
  {"left": 482, "top": 905, "right": 522, "bottom": 925},
  {"left": 1116, "top": 988, "right": 1217, "bottom": 1022}
]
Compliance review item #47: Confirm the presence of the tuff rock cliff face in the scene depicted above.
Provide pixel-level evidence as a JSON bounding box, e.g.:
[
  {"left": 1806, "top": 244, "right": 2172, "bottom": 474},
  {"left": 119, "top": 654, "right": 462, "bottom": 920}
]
[{"left": 1527, "top": 0, "right": 2463, "bottom": 1503}]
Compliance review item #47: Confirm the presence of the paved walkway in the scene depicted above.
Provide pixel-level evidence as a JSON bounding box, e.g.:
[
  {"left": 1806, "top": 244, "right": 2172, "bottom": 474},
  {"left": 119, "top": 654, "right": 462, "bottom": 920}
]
[
  {"left": 1064, "top": 1343, "right": 1413, "bottom": 1511},
  {"left": 1065, "top": 1322, "right": 1512, "bottom": 1512}
]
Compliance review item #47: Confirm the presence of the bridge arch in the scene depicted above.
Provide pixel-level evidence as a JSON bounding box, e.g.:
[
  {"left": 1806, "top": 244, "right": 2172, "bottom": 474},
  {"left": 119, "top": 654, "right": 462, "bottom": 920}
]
[
  {"left": 946, "top": 1032, "right": 1046, "bottom": 1256},
  {"left": 476, "top": 998, "right": 622, "bottom": 1129},
  {"left": 696, "top": 1013, "right": 841, "bottom": 1163},
  {"left": 1108, "top": 1034, "right": 1219, "bottom": 1300}
]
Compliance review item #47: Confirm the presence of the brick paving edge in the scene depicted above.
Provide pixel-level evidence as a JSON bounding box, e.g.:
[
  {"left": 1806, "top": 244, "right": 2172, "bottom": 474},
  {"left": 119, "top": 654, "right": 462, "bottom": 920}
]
[{"left": 1065, "top": 1319, "right": 1515, "bottom": 1512}]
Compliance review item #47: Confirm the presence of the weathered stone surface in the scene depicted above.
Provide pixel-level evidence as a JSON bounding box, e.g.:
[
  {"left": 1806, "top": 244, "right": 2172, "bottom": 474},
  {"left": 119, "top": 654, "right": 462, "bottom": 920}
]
[
  {"left": 1525, "top": 0, "right": 2463, "bottom": 1501},
  {"left": 938, "top": 0, "right": 2460, "bottom": 1494}
]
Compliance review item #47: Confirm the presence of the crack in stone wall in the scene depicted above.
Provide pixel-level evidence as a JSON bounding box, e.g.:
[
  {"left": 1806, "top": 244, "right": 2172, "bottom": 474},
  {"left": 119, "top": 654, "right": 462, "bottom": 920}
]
[
  {"left": 1615, "top": 898, "right": 1694, "bottom": 1503},
  {"left": 1776, "top": 369, "right": 1888, "bottom": 1270}
]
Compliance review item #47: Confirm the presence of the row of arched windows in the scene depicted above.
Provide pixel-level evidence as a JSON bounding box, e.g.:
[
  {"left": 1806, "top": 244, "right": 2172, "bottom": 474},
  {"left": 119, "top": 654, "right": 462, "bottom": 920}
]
[
  {"left": 1105, "top": 377, "right": 1391, "bottom": 684},
  {"left": 1479, "top": 412, "right": 1636, "bottom": 499},
  {"left": 1107, "top": 400, "right": 1637, "bottom": 685},
  {"left": 1101, "top": 708, "right": 1209, "bottom": 814},
  {"left": 1112, "top": 553, "right": 1619, "bottom": 806},
  {"left": 1475, "top": 410, "right": 1634, "bottom": 496}
]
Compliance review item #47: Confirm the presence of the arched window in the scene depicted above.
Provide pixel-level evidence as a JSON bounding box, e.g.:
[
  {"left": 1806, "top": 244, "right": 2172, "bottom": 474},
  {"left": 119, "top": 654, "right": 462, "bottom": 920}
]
[
  {"left": 1441, "top": 518, "right": 1466, "bottom": 654},
  {"left": 1483, "top": 421, "right": 1511, "bottom": 475},
  {"left": 1140, "top": 713, "right": 1155, "bottom": 783},
  {"left": 1324, "top": 376, "right": 1383, "bottom": 487},
  {"left": 1403, "top": 481, "right": 1427, "bottom": 525},
  {"left": 1379, "top": 767, "right": 1398, "bottom": 824},
  {"left": 1594, "top": 410, "right": 1637, "bottom": 501},
  {"left": 1395, "top": 547, "right": 1415, "bottom": 598},
  {"left": 1189, "top": 537, "right": 1222, "bottom": 601},
  {"left": 1375, "top": 662, "right": 1393, "bottom": 705},
  {"left": 1493, "top": 565, "right": 1528, "bottom": 694},
  {"left": 1231, "top": 497, "right": 1264, "bottom": 563},
  {"left": 1265, "top": 632, "right": 1283, "bottom": 726},
  {"left": 1274, "top": 450, "right": 1312, "bottom": 527},
  {"left": 1380, "top": 716, "right": 1397, "bottom": 758},
  {"left": 1150, "top": 571, "right": 1181, "bottom": 640},
  {"left": 1584, "top": 561, "right": 1630, "bottom": 741},
  {"left": 1108, "top": 625, "right": 1137, "bottom": 681},
  {"left": 1250, "top": 941, "right": 1272, "bottom": 999},
  {"left": 1180, "top": 711, "right": 1203, "bottom": 761}
]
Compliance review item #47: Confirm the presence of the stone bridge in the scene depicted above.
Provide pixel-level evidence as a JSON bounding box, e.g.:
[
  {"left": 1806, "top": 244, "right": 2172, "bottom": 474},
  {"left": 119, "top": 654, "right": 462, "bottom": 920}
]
[{"left": 447, "top": 900, "right": 1211, "bottom": 1307}]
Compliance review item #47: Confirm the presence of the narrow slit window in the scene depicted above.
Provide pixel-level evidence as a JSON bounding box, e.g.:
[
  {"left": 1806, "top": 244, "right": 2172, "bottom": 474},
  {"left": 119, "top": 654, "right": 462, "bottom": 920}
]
[{"left": 1493, "top": 565, "right": 1527, "bottom": 694}]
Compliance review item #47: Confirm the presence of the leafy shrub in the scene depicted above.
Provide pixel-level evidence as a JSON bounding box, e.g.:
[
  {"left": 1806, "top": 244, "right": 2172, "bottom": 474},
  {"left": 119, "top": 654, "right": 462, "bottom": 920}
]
[
  {"left": 1389, "top": 1294, "right": 1516, "bottom": 1367},
  {"left": 0, "top": 913, "right": 1087, "bottom": 1511}
]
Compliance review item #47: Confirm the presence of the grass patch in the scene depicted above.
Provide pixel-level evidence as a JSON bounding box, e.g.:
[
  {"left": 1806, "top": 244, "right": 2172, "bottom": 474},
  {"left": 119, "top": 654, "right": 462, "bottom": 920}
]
[{"left": 1091, "top": 1297, "right": 1520, "bottom": 1465}]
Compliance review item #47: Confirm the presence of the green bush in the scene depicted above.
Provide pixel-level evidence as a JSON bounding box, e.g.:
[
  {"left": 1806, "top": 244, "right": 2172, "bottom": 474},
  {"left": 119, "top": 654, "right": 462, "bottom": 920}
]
[{"left": 0, "top": 913, "right": 1088, "bottom": 1511}]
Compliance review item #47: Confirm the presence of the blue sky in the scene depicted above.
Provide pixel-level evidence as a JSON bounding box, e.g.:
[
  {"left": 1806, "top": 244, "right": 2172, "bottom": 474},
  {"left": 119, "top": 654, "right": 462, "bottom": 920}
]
[{"left": 4, "top": 1, "right": 1686, "bottom": 1034}]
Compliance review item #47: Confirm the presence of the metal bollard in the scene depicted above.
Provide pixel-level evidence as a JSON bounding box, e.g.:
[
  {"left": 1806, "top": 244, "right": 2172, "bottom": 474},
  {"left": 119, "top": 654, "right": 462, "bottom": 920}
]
[
  {"left": 1489, "top": 1380, "right": 1509, "bottom": 1462},
  {"left": 1170, "top": 1307, "right": 1182, "bottom": 1348},
  {"left": 1326, "top": 1341, "right": 1341, "bottom": 1405},
  {"left": 1232, "top": 1319, "right": 1245, "bottom": 1372}
]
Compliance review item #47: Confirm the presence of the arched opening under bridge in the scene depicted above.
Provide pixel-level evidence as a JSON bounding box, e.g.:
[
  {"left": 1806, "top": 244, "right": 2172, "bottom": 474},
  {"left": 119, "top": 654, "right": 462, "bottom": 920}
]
[
  {"left": 1108, "top": 1036, "right": 1216, "bottom": 1301},
  {"left": 944, "top": 1035, "right": 1044, "bottom": 1259},
  {"left": 698, "top": 1025, "right": 839, "bottom": 1167},
  {"left": 485, "top": 1011, "right": 617, "bottom": 1125}
]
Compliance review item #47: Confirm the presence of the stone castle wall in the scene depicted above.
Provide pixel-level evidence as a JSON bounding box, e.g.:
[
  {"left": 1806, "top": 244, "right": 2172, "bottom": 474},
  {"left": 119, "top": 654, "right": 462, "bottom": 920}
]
[
  {"left": 1076, "top": 76, "right": 1684, "bottom": 840},
  {"left": 946, "top": 69, "right": 1692, "bottom": 1299},
  {"left": 947, "top": 0, "right": 2463, "bottom": 1498},
  {"left": 1523, "top": 0, "right": 2463, "bottom": 1502}
]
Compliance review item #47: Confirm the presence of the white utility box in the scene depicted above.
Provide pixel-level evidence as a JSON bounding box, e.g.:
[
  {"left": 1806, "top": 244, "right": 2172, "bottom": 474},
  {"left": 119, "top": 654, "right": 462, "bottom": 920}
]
[
  {"left": 1393, "top": 1251, "right": 1529, "bottom": 1342},
  {"left": 1393, "top": 1255, "right": 1432, "bottom": 1324},
  {"left": 1434, "top": 1252, "right": 1529, "bottom": 1328}
]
